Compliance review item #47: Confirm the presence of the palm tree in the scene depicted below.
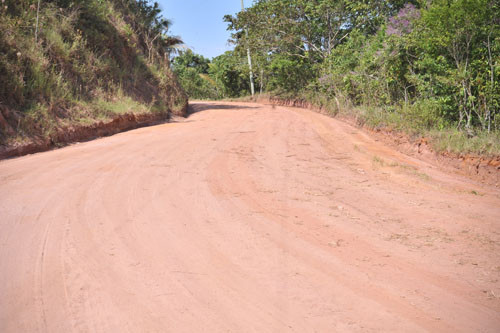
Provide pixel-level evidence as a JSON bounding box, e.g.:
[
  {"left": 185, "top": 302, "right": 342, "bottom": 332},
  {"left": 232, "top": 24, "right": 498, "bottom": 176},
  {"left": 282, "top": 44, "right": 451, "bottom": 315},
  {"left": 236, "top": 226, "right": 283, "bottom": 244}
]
[
  {"left": 151, "top": 18, "right": 184, "bottom": 65},
  {"left": 161, "top": 35, "right": 184, "bottom": 63}
]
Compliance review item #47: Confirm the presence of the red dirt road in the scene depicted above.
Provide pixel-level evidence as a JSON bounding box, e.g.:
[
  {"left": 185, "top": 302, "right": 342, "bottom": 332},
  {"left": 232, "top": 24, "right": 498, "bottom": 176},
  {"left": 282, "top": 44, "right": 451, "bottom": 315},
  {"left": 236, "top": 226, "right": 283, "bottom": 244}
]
[{"left": 1, "top": 101, "right": 499, "bottom": 332}]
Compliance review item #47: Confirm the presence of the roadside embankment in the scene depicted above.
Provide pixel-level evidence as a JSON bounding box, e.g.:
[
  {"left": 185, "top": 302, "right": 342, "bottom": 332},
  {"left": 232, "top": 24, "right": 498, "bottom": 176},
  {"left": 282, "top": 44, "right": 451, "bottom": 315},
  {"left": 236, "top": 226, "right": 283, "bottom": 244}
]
[
  {"left": 257, "top": 95, "right": 500, "bottom": 186},
  {"left": 0, "top": 104, "right": 187, "bottom": 159},
  {"left": 0, "top": 0, "right": 189, "bottom": 160}
]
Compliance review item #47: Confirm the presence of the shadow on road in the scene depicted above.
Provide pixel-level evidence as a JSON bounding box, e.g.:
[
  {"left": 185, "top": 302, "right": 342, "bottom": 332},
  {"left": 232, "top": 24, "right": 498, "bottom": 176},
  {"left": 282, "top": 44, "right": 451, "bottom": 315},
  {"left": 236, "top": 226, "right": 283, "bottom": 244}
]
[{"left": 187, "top": 103, "right": 258, "bottom": 116}]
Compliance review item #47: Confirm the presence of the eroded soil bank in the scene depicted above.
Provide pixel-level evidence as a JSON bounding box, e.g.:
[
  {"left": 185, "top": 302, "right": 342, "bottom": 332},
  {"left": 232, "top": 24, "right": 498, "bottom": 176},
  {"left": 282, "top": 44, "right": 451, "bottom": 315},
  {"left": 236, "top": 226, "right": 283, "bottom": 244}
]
[
  {"left": 259, "top": 96, "right": 500, "bottom": 186},
  {"left": 0, "top": 105, "right": 187, "bottom": 159}
]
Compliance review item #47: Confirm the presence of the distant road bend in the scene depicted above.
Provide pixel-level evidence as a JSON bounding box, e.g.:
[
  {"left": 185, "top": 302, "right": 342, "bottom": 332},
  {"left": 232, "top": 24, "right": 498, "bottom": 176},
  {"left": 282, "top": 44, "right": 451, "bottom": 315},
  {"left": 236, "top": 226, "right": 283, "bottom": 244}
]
[{"left": 1, "top": 101, "right": 499, "bottom": 332}]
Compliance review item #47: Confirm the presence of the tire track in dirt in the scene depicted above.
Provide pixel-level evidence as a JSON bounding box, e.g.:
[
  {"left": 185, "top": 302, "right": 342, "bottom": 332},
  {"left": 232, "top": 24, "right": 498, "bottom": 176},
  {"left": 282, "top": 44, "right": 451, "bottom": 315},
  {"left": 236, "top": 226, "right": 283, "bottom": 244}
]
[
  {"left": 1, "top": 101, "right": 499, "bottom": 332},
  {"left": 204, "top": 112, "right": 451, "bottom": 331}
]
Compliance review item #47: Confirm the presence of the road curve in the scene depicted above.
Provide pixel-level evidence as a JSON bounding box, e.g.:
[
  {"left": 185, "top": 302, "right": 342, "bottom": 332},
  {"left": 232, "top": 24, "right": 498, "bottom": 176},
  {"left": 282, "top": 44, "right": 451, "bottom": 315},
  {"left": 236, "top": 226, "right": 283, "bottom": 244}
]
[{"left": 1, "top": 101, "right": 499, "bottom": 332}]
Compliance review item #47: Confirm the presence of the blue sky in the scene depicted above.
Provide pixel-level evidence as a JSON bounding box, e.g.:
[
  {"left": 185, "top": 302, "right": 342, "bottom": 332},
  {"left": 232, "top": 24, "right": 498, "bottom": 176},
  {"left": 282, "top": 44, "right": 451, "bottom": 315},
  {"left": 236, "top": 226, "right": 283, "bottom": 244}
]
[{"left": 157, "top": 0, "right": 247, "bottom": 59}]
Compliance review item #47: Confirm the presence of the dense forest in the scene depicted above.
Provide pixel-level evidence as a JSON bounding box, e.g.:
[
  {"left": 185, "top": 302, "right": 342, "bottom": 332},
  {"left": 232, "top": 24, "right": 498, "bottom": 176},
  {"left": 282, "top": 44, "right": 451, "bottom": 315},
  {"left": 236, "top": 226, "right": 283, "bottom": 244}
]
[
  {"left": 173, "top": 0, "right": 499, "bottom": 154},
  {"left": 0, "top": 0, "right": 187, "bottom": 146}
]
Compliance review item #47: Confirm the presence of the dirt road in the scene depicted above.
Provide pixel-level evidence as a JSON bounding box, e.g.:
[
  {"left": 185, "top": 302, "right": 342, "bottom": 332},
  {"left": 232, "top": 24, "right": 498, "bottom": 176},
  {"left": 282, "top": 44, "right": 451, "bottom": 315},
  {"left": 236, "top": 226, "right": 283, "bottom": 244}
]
[{"left": 1, "top": 101, "right": 499, "bottom": 332}]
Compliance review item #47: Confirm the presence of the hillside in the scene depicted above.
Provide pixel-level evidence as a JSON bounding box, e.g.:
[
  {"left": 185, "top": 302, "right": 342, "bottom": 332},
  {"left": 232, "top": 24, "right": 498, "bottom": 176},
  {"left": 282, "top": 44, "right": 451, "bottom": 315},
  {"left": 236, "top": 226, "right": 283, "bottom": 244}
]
[{"left": 0, "top": 0, "right": 187, "bottom": 155}]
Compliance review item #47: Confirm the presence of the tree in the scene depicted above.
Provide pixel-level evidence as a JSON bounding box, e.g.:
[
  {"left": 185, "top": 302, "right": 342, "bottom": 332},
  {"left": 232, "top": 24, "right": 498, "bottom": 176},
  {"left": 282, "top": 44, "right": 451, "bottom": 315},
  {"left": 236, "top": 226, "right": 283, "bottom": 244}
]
[
  {"left": 407, "top": 0, "right": 499, "bottom": 129},
  {"left": 172, "top": 50, "right": 219, "bottom": 99},
  {"left": 209, "top": 51, "right": 249, "bottom": 98}
]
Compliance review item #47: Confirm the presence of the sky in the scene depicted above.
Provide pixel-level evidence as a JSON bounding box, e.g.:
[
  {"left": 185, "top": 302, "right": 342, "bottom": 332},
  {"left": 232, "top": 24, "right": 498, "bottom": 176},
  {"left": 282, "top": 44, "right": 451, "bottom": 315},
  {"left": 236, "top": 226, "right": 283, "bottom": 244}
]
[{"left": 157, "top": 0, "right": 248, "bottom": 59}]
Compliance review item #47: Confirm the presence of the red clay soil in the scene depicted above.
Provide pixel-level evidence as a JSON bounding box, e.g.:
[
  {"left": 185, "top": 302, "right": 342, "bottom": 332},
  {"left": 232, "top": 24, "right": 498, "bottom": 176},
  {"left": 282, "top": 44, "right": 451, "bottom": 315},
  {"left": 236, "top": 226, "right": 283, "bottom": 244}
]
[
  {"left": 263, "top": 96, "right": 500, "bottom": 187},
  {"left": 0, "top": 104, "right": 188, "bottom": 160},
  {"left": 1, "top": 101, "right": 499, "bottom": 332}
]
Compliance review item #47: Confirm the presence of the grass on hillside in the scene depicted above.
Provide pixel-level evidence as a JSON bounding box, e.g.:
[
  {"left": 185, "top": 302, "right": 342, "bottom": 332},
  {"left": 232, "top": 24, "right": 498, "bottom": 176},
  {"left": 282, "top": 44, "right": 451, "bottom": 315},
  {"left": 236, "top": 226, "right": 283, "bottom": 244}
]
[{"left": 0, "top": 1, "right": 187, "bottom": 146}]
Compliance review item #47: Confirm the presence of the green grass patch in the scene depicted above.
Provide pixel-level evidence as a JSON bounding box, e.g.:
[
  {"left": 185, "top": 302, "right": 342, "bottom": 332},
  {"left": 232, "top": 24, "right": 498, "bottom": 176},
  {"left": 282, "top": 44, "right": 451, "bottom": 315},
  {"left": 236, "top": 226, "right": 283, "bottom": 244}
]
[
  {"left": 93, "top": 96, "right": 149, "bottom": 116},
  {"left": 428, "top": 129, "right": 500, "bottom": 156}
]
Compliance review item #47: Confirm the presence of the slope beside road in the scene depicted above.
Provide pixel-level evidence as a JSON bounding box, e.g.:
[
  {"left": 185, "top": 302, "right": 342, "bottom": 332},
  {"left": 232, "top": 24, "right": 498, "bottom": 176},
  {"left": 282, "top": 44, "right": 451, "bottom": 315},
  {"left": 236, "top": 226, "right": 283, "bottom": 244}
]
[{"left": 1, "top": 101, "right": 499, "bottom": 332}]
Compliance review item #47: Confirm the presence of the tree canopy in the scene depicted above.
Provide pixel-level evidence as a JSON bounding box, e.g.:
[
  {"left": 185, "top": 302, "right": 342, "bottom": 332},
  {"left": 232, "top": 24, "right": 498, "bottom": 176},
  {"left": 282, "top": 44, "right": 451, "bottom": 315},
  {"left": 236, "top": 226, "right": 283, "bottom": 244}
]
[{"left": 216, "top": 0, "right": 500, "bottom": 133}]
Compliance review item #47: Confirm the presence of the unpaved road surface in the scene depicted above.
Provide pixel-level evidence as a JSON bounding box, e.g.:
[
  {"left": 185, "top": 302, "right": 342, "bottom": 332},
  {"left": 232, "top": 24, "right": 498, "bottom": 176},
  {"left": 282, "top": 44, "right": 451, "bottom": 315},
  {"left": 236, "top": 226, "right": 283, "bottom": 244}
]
[{"left": 1, "top": 101, "right": 499, "bottom": 332}]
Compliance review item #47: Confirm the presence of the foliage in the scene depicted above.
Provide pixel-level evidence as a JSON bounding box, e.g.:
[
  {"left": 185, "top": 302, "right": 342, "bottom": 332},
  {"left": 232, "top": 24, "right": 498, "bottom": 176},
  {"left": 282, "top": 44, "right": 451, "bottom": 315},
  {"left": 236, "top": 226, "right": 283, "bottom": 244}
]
[
  {"left": 224, "top": 0, "right": 500, "bottom": 154},
  {"left": 0, "top": 0, "right": 187, "bottom": 144},
  {"left": 172, "top": 50, "right": 219, "bottom": 99},
  {"left": 172, "top": 50, "right": 250, "bottom": 99},
  {"left": 209, "top": 51, "right": 250, "bottom": 98}
]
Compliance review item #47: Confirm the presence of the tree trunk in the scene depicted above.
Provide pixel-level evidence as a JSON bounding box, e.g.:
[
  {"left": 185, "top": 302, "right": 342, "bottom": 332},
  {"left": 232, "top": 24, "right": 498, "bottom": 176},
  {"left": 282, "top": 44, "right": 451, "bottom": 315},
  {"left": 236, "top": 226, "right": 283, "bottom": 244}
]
[
  {"left": 487, "top": 32, "right": 494, "bottom": 133},
  {"left": 260, "top": 69, "right": 264, "bottom": 94},
  {"left": 35, "top": 0, "right": 41, "bottom": 42}
]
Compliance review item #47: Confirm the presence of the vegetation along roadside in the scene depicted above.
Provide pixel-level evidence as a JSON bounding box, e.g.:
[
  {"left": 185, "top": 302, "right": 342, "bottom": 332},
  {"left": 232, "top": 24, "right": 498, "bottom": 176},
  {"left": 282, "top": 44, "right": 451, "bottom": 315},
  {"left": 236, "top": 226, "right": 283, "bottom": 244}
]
[
  {"left": 172, "top": 0, "right": 499, "bottom": 158},
  {"left": 0, "top": 0, "right": 188, "bottom": 156}
]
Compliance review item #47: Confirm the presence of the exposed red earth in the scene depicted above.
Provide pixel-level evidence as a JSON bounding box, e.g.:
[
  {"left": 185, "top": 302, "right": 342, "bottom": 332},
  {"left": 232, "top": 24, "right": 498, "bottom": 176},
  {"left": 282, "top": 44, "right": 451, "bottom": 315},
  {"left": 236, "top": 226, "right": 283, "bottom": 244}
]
[
  {"left": 1, "top": 101, "right": 499, "bottom": 332},
  {"left": 0, "top": 103, "right": 188, "bottom": 159},
  {"left": 262, "top": 97, "right": 500, "bottom": 186}
]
